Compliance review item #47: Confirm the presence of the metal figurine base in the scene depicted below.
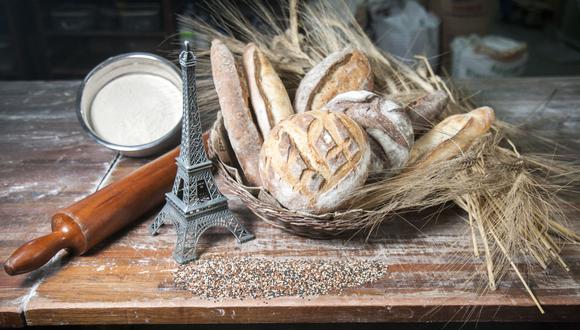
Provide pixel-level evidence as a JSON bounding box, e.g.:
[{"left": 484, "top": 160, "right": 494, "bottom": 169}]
[{"left": 149, "top": 41, "right": 253, "bottom": 264}]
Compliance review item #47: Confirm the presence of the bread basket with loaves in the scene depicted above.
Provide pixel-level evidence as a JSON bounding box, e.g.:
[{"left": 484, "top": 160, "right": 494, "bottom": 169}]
[
  {"left": 187, "top": 1, "right": 580, "bottom": 310},
  {"left": 203, "top": 17, "right": 499, "bottom": 239},
  {"left": 208, "top": 40, "right": 403, "bottom": 237}
]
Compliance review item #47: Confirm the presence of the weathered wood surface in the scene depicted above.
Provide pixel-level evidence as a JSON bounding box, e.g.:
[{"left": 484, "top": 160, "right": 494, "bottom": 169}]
[{"left": 0, "top": 78, "right": 579, "bottom": 327}]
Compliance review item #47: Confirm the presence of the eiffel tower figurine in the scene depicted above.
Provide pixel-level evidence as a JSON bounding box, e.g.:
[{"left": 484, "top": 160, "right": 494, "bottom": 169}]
[{"left": 149, "top": 41, "right": 254, "bottom": 264}]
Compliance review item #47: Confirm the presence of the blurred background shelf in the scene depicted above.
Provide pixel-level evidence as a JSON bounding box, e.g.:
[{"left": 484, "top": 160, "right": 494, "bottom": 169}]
[
  {"left": 32, "top": 0, "right": 180, "bottom": 79},
  {"left": 44, "top": 30, "right": 169, "bottom": 37},
  {"left": 0, "top": 0, "right": 182, "bottom": 79},
  {"left": 0, "top": 0, "right": 579, "bottom": 80}
]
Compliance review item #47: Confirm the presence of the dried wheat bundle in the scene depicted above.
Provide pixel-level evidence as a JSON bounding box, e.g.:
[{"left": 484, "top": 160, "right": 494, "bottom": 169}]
[{"left": 185, "top": 0, "right": 580, "bottom": 312}]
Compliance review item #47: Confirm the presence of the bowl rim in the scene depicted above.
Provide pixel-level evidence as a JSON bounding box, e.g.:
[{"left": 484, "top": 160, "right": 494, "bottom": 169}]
[{"left": 76, "top": 52, "right": 182, "bottom": 155}]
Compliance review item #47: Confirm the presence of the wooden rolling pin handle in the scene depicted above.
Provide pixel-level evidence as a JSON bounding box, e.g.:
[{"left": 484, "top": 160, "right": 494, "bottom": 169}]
[
  {"left": 5, "top": 213, "right": 84, "bottom": 276},
  {"left": 4, "top": 146, "right": 182, "bottom": 276},
  {"left": 4, "top": 231, "right": 72, "bottom": 275}
]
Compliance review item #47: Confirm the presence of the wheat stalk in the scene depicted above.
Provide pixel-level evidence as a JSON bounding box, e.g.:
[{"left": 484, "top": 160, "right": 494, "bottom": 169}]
[{"left": 188, "top": 0, "right": 580, "bottom": 312}]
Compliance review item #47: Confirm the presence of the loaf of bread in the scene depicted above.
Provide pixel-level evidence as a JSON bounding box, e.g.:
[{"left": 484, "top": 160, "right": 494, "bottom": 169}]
[
  {"left": 208, "top": 111, "right": 236, "bottom": 166},
  {"left": 408, "top": 107, "right": 495, "bottom": 167},
  {"left": 259, "top": 111, "right": 371, "bottom": 214},
  {"left": 243, "top": 43, "right": 294, "bottom": 137},
  {"left": 406, "top": 91, "right": 449, "bottom": 131},
  {"left": 323, "top": 91, "right": 414, "bottom": 171},
  {"left": 211, "top": 39, "right": 263, "bottom": 186},
  {"left": 294, "top": 48, "right": 373, "bottom": 113}
]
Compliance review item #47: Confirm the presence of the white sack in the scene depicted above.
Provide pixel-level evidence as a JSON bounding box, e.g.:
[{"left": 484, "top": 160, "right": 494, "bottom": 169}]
[
  {"left": 371, "top": 1, "right": 440, "bottom": 68},
  {"left": 452, "top": 35, "right": 528, "bottom": 78}
]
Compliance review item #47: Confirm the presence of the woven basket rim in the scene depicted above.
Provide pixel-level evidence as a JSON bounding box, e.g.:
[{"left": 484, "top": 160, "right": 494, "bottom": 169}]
[{"left": 208, "top": 114, "right": 385, "bottom": 238}]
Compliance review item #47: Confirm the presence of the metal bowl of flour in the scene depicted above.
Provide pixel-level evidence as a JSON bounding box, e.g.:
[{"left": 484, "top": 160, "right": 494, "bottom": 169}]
[{"left": 77, "top": 53, "right": 182, "bottom": 157}]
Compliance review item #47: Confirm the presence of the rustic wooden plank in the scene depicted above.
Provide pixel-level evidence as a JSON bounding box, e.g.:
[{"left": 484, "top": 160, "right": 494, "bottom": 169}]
[
  {"left": 21, "top": 199, "right": 580, "bottom": 325},
  {"left": 461, "top": 77, "right": 580, "bottom": 150},
  {"left": 0, "top": 78, "right": 579, "bottom": 326},
  {"left": 0, "top": 81, "right": 117, "bottom": 327}
]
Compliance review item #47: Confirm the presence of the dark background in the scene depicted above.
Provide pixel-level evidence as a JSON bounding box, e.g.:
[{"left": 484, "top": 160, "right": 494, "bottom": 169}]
[
  {"left": 0, "top": 0, "right": 184, "bottom": 79},
  {"left": 3, "top": 322, "right": 578, "bottom": 329},
  {"left": 0, "top": 0, "right": 579, "bottom": 80}
]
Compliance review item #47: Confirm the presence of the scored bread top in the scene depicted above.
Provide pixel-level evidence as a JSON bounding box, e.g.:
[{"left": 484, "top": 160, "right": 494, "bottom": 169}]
[
  {"left": 324, "top": 90, "right": 414, "bottom": 170},
  {"left": 408, "top": 106, "right": 496, "bottom": 167},
  {"left": 243, "top": 43, "right": 294, "bottom": 137},
  {"left": 211, "top": 39, "right": 263, "bottom": 186},
  {"left": 294, "top": 48, "right": 373, "bottom": 113},
  {"left": 259, "top": 111, "right": 371, "bottom": 213}
]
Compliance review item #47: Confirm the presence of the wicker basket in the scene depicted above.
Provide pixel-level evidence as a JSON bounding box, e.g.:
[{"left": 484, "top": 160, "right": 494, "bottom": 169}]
[{"left": 208, "top": 114, "right": 377, "bottom": 239}]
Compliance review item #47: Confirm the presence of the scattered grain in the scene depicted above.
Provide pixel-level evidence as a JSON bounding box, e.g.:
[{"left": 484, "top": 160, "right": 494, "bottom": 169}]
[{"left": 174, "top": 256, "right": 385, "bottom": 300}]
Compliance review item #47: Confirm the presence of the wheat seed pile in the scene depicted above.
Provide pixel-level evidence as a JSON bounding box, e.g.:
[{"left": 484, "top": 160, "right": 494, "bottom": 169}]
[{"left": 174, "top": 256, "right": 386, "bottom": 300}]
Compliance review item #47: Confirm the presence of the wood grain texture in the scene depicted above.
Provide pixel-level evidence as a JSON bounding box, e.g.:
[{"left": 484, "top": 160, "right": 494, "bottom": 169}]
[
  {"left": 3, "top": 147, "right": 178, "bottom": 276},
  {"left": 0, "top": 81, "right": 116, "bottom": 327},
  {"left": 0, "top": 78, "right": 579, "bottom": 327}
]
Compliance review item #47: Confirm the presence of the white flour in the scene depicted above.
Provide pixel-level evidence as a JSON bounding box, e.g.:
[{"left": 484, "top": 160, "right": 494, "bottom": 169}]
[{"left": 90, "top": 73, "right": 181, "bottom": 146}]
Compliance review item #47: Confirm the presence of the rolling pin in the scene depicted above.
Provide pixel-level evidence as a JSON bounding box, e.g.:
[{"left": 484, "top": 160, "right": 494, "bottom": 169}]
[{"left": 4, "top": 147, "right": 180, "bottom": 276}]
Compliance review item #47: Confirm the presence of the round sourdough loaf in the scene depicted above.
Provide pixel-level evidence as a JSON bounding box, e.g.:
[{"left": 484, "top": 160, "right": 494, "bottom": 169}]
[
  {"left": 408, "top": 106, "right": 496, "bottom": 168},
  {"left": 259, "top": 111, "right": 371, "bottom": 214},
  {"left": 211, "top": 39, "right": 263, "bottom": 186},
  {"left": 324, "top": 91, "right": 414, "bottom": 171},
  {"left": 243, "top": 43, "right": 294, "bottom": 137},
  {"left": 294, "top": 48, "right": 373, "bottom": 113}
]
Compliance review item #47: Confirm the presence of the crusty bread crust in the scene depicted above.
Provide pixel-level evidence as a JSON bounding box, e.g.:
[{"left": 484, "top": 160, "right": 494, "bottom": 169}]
[
  {"left": 243, "top": 43, "right": 294, "bottom": 137},
  {"left": 209, "top": 111, "right": 236, "bottom": 166},
  {"left": 406, "top": 90, "right": 449, "bottom": 131},
  {"left": 294, "top": 48, "right": 373, "bottom": 113},
  {"left": 408, "top": 106, "right": 496, "bottom": 167},
  {"left": 259, "top": 111, "right": 371, "bottom": 214},
  {"left": 324, "top": 91, "right": 414, "bottom": 170},
  {"left": 211, "top": 39, "right": 263, "bottom": 186}
]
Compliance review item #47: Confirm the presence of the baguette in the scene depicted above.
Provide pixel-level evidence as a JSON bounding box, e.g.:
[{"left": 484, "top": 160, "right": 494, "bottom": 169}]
[
  {"left": 243, "top": 43, "right": 294, "bottom": 137},
  {"left": 211, "top": 39, "right": 263, "bottom": 186},
  {"left": 408, "top": 107, "right": 495, "bottom": 167}
]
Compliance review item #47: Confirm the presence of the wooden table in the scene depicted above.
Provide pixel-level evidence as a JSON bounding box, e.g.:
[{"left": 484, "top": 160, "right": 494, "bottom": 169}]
[{"left": 0, "top": 79, "right": 579, "bottom": 327}]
